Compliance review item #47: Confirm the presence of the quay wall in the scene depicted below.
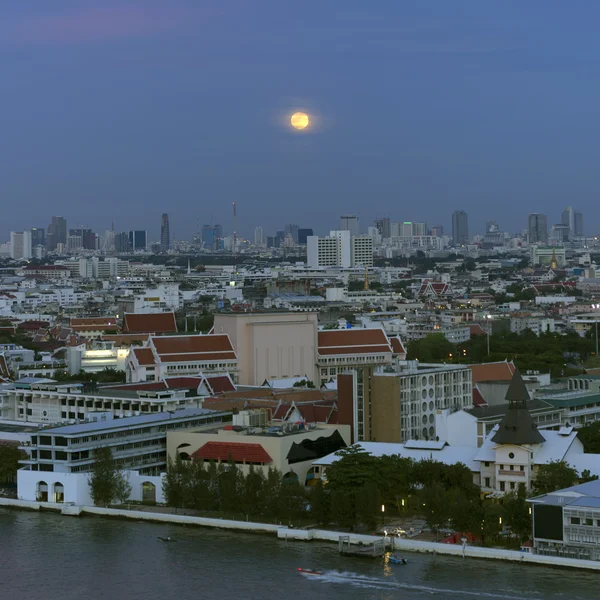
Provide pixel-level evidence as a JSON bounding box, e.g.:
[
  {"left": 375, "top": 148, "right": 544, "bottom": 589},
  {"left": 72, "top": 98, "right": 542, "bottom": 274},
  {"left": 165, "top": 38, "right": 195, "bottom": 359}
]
[{"left": 2, "top": 498, "right": 600, "bottom": 571}]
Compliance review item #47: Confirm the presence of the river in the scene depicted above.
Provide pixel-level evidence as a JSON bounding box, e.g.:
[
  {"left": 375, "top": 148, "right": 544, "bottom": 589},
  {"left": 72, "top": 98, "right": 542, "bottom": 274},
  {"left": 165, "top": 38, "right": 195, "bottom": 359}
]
[{"left": 0, "top": 508, "right": 597, "bottom": 600}]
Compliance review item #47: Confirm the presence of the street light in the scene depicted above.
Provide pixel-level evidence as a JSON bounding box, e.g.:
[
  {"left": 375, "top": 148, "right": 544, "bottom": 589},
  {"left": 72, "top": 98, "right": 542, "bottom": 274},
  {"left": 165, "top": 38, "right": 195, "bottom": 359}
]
[
  {"left": 593, "top": 305, "right": 600, "bottom": 356},
  {"left": 381, "top": 504, "right": 385, "bottom": 526},
  {"left": 485, "top": 314, "right": 492, "bottom": 356}
]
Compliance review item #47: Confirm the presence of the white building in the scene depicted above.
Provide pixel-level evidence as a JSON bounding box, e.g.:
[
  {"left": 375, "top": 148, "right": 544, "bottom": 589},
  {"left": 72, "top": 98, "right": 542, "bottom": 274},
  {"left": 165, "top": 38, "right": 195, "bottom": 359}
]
[
  {"left": 10, "top": 231, "right": 32, "bottom": 260},
  {"left": 254, "top": 226, "right": 264, "bottom": 247},
  {"left": 307, "top": 230, "right": 373, "bottom": 268},
  {"left": 340, "top": 214, "right": 360, "bottom": 236}
]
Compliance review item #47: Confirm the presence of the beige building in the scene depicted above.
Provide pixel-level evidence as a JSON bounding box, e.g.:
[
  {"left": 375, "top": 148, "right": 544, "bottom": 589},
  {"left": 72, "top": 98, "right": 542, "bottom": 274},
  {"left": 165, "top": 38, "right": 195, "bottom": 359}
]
[
  {"left": 213, "top": 311, "right": 319, "bottom": 386},
  {"left": 167, "top": 415, "right": 351, "bottom": 485}
]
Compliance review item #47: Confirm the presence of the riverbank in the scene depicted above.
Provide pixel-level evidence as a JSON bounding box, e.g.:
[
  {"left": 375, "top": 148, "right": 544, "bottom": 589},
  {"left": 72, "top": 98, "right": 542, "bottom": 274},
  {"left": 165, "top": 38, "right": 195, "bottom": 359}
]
[{"left": 2, "top": 497, "right": 600, "bottom": 572}]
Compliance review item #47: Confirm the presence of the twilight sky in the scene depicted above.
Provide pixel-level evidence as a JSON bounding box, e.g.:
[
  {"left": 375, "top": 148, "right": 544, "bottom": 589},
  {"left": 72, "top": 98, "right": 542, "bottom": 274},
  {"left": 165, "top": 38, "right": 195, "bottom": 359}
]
[{"left": 2, "top": 1, "right": 600, "bottom": 242}]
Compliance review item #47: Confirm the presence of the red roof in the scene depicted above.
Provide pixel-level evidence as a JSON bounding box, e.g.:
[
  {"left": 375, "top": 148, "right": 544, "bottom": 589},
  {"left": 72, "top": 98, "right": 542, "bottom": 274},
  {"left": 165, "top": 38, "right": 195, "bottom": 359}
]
[
  {"left": 205, "top": 375, "right": 235, "bottom": 394},
  {"left": 71, "top": 317, "right": 118, "bottom": 327},
  {"left": 469, "top": 361, "right": 516, "bottom": 383},
  {"left": 191, "top": 442, "right": 272, "bottom": 464},
  {"left": 123, "top": 312, "right": 177, "bottom": 334},
  {"left": 318, "top": 329, "right": 393, "bottom": 357},
  {"left": 152, "top": 334, "right": 236, "bottom": 361},
  {"left": 473, "top": 386, "right": 487, "bottom": 407},
  {"left": 133, "top": 348, "right": 156, "bottom": 366},
  {"left": 469, "top": 324, "right": 487, "bottom": 337},
  {"left": 390, "top": 337, "right": 406, "bottom": 354}
]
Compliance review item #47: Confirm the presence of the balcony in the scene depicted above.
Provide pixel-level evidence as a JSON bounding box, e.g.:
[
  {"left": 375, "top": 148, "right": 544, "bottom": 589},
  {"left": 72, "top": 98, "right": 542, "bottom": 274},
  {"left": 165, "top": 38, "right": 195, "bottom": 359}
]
[{"left": 498, "top": 470, "right": 525, "bottom": 477}]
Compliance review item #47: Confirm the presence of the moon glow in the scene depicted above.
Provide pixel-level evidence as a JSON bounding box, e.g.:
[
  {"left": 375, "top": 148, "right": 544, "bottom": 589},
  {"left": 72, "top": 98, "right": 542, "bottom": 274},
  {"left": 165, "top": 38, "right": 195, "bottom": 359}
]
[{"left": 290, "top": 112, "right": 309, "bottom": 130}]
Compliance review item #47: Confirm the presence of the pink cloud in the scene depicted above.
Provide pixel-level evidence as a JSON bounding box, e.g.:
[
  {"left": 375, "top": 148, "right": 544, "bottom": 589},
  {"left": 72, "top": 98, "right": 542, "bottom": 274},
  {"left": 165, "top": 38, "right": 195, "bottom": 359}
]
[{"left": 4, "top": 5, "right": 194, "bottom": 45}]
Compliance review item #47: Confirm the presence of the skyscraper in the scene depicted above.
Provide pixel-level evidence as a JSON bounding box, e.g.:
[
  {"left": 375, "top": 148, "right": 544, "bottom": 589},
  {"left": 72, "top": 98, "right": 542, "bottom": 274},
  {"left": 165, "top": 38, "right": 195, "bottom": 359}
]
[
  {"left": 160, "top": 213, "right": 170, "bottom": 250},
  {"left": 575, "top": 211, "right": 584, "bottom": 237},
  {"left": 30, "top": 227, "right": 45, "bottom": 248},
  {"left": 528, "top": 213, "right": 548, "bottom": 244},
  {"left": 452, "top": 210, "right": 469, "bottom": 246},
  {"left": 47, "top": 216, "right": 67, "bottom": 250},
  {"left": 128, "top": 230, "right": 147, "bottom": 251},
  {"left": 10, "top": 231, "right": 32, "bottom": 260},
  {"left": 340, "top": 215, "right": 360, "bottom": 237},
  {"left": 284, "top": 224, "right": 299, "bottom": 244},
  {"left": 254, "top": 226, "right": 264, "bottom": 247},
  {"left": 561, "top": 206, "right": 575, "bottom": 239},
  {"left": 374, "top": 217, "right": 391, "bottom": 239},
  {"left": 297, "top": 228, "right": 313, "bottom": 245}
]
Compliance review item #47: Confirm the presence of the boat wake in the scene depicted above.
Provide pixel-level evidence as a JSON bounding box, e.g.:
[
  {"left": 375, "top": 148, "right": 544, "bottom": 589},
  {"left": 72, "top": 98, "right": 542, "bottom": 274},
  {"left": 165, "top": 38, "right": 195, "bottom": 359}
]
[{"left": 309, "top": 571, "right": 529, "bottom": 599}]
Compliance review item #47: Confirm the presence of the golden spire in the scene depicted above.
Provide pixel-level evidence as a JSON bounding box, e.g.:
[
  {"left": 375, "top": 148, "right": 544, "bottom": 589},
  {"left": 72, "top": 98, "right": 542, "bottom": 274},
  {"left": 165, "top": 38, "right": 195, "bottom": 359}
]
[
  {"left": 550, "top": 247, "right": 558, "bottom": 270},
  {"left": 364, "top": 266, "right": 369, "bottom": 291}
]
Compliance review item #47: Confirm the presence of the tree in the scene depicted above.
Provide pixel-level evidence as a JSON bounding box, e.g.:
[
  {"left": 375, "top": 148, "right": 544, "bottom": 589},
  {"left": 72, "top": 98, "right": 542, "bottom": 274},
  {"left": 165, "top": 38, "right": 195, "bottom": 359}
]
[
  {"left": 416, "top": 481, "right": 451, "bottom": 536},
  {"left": 577, "top": 421, "right": 600, "bottom": 454},
  {"left": 0, "top": 444, "right": 25, "bottom": 484},
  {"left": 356, "top": 481, "right": 381, "bottom": 531},
  {"left": 239, "top": 465, "right": 266, "bottom": 518},
  {"left": 163, "top": 456, "right": 186, "bottom": 508},
  {"left": 114, "top": 470, "right": 132, "bottom": 505},
  {"left": 219, "top": 457, "right": 241, "bottom": 513},
  {"left": 89, "top": 446, "right": 119, "bottom": 507},
  {"left": 533, "top": 460, "right": 579, "bottom": 496},
  {"left": 481, "top": 502, "right": 505, "bottom": 546},
  {"left": 502, "top": 486, "right": 531, "bottom": 540},
  {"left": 309, "top": 480, "right": 331, "bottom": 526}
]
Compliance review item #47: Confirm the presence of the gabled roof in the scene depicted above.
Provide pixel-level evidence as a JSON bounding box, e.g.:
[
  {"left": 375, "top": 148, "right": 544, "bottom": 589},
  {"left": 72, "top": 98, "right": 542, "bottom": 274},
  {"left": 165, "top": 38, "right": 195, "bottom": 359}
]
[
  {"left": 151, "top": 334, "right": 236, "bottom": 362},
  {"left": 318, "top": 329, "right": 393, "bottom": 357},
  {"left": 473, "top": 386, "right": 487, "bottom": 407},
  {"left": 132, "top": 348, "right": 156, "bottom": 366},
  {"left": 390, "top": 337, "right": 406, "bottom": 355},
  {"left": 123, "top": 312, "right": 177, "bottom": 334},
  {"left": 469, "top": 360, "right": 516, "bottom": 383},
  {"left": 203, "top": 375, "right": 236, "bottom": 394},
  {"left": 70, "top": 317, "right": 118, "bottom": 328},
  {"left": 469, "top": 324, "right": 488, "bottom": 337},
  {"left": 191, "top": 441, "right": 272, "bottom": 464}
]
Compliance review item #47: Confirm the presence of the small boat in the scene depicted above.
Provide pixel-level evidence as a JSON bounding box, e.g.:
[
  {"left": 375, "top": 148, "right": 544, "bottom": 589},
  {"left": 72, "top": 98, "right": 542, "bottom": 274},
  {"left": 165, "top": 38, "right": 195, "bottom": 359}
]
[
  {"left": 297, "top": 568, "right": 324, "bottom": 577},
  {"left": 157, "top": 536, "right": 175, "bottom": 542},
  {"left": 388, "top": 554, "right": 408, "bottom": 565}
]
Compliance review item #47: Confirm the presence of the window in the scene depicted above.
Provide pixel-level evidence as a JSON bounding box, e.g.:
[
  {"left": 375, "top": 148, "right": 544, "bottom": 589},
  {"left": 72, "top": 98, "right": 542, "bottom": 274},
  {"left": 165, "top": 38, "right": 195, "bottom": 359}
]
[
  {"left": 499, "top": 481, "right": 505, "bottom": 492},
  {"left": 484, "top": 477, "right": 490, "bottom": 487},
  {"left": 510, "top": 465, "right": 514, "bottom": 471},
  {"left": 484, "top": 461, "right": 490, "bottom": 467},
  {"left": 585, "top": 518, "right": 593, "bottom": 526},
  {"left": 508, "top": 452, "right": 515, "bottom": 459},
  {"left": 499, "top": 464, "right": 504, "bottom": 470},
  {"left": 510, "top": 482, "right": 515, "bottom": 490},
  {"left": 520, "top": 465, "right": 525, "bottom": 472},
  {"left": 571, "top": 517, "right": 580, "bottom": 525}
]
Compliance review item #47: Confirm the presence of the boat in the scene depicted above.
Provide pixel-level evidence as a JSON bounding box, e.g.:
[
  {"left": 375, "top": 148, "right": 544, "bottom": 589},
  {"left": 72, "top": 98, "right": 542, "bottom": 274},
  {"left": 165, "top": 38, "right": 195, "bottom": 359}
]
[
  {"left": 388, "top": 554, "right": 408, "bottom": 565},
  {"left": 296, "top": 568, "right": 324, "bottom": 577},
  {"left": 157, "top": 536, "right": 176, "bottom": 542}
]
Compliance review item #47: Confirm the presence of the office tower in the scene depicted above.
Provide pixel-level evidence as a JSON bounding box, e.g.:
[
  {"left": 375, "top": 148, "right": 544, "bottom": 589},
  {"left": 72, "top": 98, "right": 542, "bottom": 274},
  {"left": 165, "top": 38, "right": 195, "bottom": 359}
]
[
  {"left": 431, "top": 225, "right": 444, "bottom": 237},
  {"left": 160, "top": 213, "right": 170, "bottom": 250},
  {"left": 340, "top": 215, "right": 360, "bottom": 237},
  {"left": 551, "top": 224, "right": 570, "bottom": 243},
  {"left": 528, "top": 213, "right": 548, "bottom": 244},
  {"left": 374, "top": 218, "right": 391, "bottom": 239},
  {"left": 400, "top": 222, "right": 413, "bottom": 237},
  {"left": 266, "top": 236, "right": 275, "bottom": 248},
  {"left": 47, "top": 216, "right": 67, "bottom": 250},
  {"left": 575, "top": 211, "right": 584, "bottom": 237},
  {"left": 69, "top": 228, "right": 95, "bottom": 250},
  {"left": 452, "top": 210, "right": 469, "bottom": 246},
  {"left": 128, "top": 230, "right": 147, "bottom": 251},
  {"left": 67, "top": 234, "right": 83, "bottom": 251},
  {"left": 201, "top": 225, "right": 215, "bottom": 249},
  {"left": 275, "top": 230, "right": 285, "bottom": 248},
  {"left": 254, "top": 226, "right": 264, "bottom": 247},
  {"left": 412, "top": 222, "right": 427, "bottom": 236},
  {"left": 10, "top": 231, "right": 32, "bottom": 260},
  {"left": 102, "top": 230, "right": 116, "bottom": 253},
  {"left": 297, "top": 228, "right": 313, "bottom": 245},
  {"left": 30, "top": 227, "right": 45, "bottom": 248},
  {"left": 213, "top": 224, "right": 222, "bottom": 240},
  {"left": 284, "top": 224, "right": 299, "bottom": 244},
  {"left": 351, "top": 236, "right": 374, "bottom": 267},
  {"left": 115, "top": 232, "right": 131, "bottom": 253},
  {"left": 561, "top": 206, "right": 575, "bottom": 239}
]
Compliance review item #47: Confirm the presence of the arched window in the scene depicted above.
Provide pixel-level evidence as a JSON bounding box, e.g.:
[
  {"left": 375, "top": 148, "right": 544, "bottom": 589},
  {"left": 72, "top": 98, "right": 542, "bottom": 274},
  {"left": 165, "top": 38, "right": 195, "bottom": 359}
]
[
  {"left": 53, "top": 482, "right": 65, "bottom": 503},
  {"left": 142, "top": 481, "right": 156, "bottom": 504},
  {"left": 37, "top": 481, "right": 48, "bottom": 502}
]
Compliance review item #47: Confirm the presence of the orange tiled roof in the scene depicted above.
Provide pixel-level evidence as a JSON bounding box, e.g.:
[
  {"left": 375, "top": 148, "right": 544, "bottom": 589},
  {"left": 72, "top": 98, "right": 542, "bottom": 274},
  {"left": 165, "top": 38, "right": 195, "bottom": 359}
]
[
  {"left": 318, "top": 329, "right": 393, "bottom": 356},
  {"left": 469, "top": 361, "right": 516, "bottom": 383},
  {"left": 152, "top": 334, "right": 236, "bottom": 361},
  {"left": 123, "top": 312, "right": 177, "bottom": 334},
  {"left": 191, "top": 442, "right": 272, "bottom": 464},
  {"left": 133, "top": 348, "right": 156, "bottom": 366}
]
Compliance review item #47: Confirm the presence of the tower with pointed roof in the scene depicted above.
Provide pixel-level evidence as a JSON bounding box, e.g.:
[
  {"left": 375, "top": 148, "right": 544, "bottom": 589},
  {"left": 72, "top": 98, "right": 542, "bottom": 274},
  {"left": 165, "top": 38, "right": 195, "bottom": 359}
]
[
  {"left": 550, "top": 247, "right": 558, "bottom": 270},
  {"left": 492, "top": 368, "right": 545, "bottom": 445}
]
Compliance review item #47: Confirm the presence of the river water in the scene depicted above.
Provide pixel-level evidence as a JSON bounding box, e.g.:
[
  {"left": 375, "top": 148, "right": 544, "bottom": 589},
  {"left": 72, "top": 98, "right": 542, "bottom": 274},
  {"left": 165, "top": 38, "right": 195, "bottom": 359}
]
[{"left": 1, "top": 508, "right": 597, "bottom": 600}]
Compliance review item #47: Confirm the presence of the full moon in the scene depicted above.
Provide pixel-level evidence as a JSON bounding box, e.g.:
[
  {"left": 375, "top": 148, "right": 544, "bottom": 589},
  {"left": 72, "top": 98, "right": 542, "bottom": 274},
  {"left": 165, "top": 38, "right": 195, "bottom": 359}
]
[{"left": 290, "top": 112, "right": 309, "bottom": 130}]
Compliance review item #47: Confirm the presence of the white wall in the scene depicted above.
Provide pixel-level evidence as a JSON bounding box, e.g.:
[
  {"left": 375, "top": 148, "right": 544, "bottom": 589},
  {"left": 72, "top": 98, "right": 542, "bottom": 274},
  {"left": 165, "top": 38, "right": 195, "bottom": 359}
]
[{"left": 17, "top": 470, "right": 165, "bottom": 506}]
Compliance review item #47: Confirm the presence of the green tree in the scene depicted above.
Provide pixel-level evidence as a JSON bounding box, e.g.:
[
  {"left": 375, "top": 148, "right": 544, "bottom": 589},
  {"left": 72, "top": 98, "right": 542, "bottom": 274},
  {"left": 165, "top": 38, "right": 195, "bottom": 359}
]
[
  {"left": 309, "top": 480, "right": 331, "bottom": 526},
  {"left": 502, "top": 486, "right": 531, "bottom": 540},
  {"left": 114, "top": 469, "right": 133, "bottom": 505},
  {"left": 239, "top": 465, "right": 266, "bottom": 518},
  {"left": 417, "top": 481, "right": 451, "bottom": 535},
  {"left": 481, "top": 503, "right": 505, "bottom": 546},
  {"left": 448, "top": 488, "right": 483, "bottom": 534},
  {"left": 330, "top": 489, "right": 356, "bottom": 530},
  {"left": 533, "top": 460, "right": 579, "bottom": 496},
  {"left": 162, "top": 456, "right": 186, "bottom": 508},
  {"left": 219, "top": 458, "right": 242, "bottom": 513},
  {"left": 356, "top": 481, "right": 381, "bottom": 531},
  {"left": 407, "top": 334, "right": 455, "bottom": 363},
  {"left": 0, "top": 444, "right": 25, "bottom": 484},
  {"left": 577, "top": 421, "right": 600, "bottom": 454},
  {"left": 89, "top": 446, "right": 119, "bottom": 507}
]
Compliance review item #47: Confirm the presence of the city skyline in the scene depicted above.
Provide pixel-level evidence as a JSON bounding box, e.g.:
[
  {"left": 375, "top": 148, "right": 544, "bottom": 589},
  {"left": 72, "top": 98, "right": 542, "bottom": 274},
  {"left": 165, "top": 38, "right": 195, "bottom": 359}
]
[{"left": 3, "top": 3, "right": 600, "bottom": 239}]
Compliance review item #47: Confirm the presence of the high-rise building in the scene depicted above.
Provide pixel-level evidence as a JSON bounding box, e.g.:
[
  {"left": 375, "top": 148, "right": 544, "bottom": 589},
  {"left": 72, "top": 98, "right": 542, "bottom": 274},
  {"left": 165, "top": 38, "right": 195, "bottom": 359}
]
[
  {"left": 115, "top": 232, "right": 131, "bottom": 253},
  {"left": 452, "top": 210, "right": 469, "bottom": 246},
  {"left": 202, "top": 225, "right": 216, "bottom": 250},
  {"left": 47, "top": 216, "right": 67, "bottom": 250},
  {"left": 412, "top": 222, "right": 427, "bottom": 236},
  {"left": 307, "top": 230, "right": 373, "bottom": 268},
  {"left": 486, "top": 220, "right": 499, "bottom": 233},
  {"left": 160, "top": 213, "right": 170, "bottom": 250},
  {"left": 284, "top": 224, "right": 299, "bottom": 244},
  {"left": 575, "top": 211, "right": 584, "bottom": 237},
  {"left": 528, "top": 213, "right": 548, "bottom": 244},
  {"left": 431, "top": 225, "right": 444, "bottom": 237},
  {"left": 374, "top": 218, "right": 391, "bottom": 239},
  {"left": 30, "top": 227, "right": 45, "bottom": 248},
  {"left": 254, "top": 226, "right": 264, "bottom": 247},
  {"left": 10, "top": 231, "right": 32, "bottom": 260},
  {"left": 340, "top": 215, "right": 360, "bottom": 237},
  {"left": 561, "top": 206, "right": 575, "bottom": 239},
  {"left": 297, "top": 228, "right": 313, "bottom": 245},
  {"left": 128, "top": 230, "right": 147, "bottom": 252},
  {"left": 69, "top": 228, "right": 95, "bottom": 250}
]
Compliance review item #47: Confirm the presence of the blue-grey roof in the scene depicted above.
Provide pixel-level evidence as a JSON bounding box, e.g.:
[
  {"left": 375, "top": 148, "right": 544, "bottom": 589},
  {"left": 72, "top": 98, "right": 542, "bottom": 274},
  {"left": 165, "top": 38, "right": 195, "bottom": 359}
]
[
  {"left": 569, "top": 496, "right": 600, "bottom": 509},
  {"left": 39, "top": 408, "right": 224, "bottom": 436}
]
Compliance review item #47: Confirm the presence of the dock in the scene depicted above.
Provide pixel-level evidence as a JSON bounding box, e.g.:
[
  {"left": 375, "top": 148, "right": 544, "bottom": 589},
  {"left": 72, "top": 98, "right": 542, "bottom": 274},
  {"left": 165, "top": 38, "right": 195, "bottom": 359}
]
[{"left": 339, "top": 535, "right": 385, "bottom": 558}]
